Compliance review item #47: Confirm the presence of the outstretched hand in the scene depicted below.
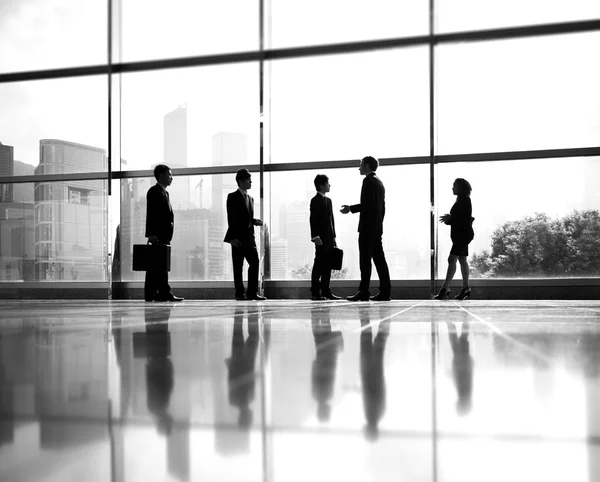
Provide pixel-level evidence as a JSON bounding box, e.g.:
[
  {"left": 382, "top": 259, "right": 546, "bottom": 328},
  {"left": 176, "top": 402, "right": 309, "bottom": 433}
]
[
  {"left": 439, "top": 214, "right": 451, "bottom": 224},
  {"left": 254, "top": 219, "right": 264, "bottom": 226},
  {"left": 340, "top": 205, "right": 350, "bottom": 214},
  {"left": 147, "top": 235, "right": 159, "bottom": 244}
]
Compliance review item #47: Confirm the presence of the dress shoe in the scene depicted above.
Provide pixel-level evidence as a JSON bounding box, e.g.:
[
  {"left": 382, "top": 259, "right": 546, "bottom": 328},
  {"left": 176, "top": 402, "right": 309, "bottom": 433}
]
[
  {"left": 370, "top": 293, "right": 391, "bottom": 301},
  {"left": 235, "top": 294, "right": 248, "bottom": 301},
  {"left": 311, "top": 295, "right": 326, "bottom": 301},
  {"left": 250, "top": 294, "right": 267, "bottom": 301},
  {"left": 346, "top": 291, "right": 370, "bottom": 302},
  {"left": 323, "top": 293, "right": 342, "bottom": 300}
]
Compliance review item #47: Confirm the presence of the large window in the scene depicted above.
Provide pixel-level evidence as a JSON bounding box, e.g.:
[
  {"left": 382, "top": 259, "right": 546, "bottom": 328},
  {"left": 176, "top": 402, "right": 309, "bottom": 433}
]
[
  {"left": 0, "top": 2, "right": 599, "bottom": 286},
  {"left": 118, "top": 64, "right": 259, "bottom": 171},
  {"left": 437, "top": 157, "right": 600, "bottom": 278},
  {"left": 267, "top": 0, "right": 428, "bottom": 49},
  {"left": 266, "top": 165, "right": 431, "bottom": 280},
  {"left": 435, "top": 32, "right": 600, "bottom": 155},
  {"left": 0, "top": 0, "right": 107, "bottom": 74},
  {"left": 268, "top": 48, "right": 430, "bottom": 164}
]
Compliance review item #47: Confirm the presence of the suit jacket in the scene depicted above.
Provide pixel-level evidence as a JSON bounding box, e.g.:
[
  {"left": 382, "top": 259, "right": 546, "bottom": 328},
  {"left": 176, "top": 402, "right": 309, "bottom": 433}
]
[
  {"left": 224, "top": 190, "right": 256, "bottom": 243},
  {"left": 145, "top": 183, "right": 174, "bottom": 243},
  {"left": 310, "top": 193, "right": 336, "bottom": 250},
  {"left": 349, "top": 172, "right": 385, "bottom": 236}
]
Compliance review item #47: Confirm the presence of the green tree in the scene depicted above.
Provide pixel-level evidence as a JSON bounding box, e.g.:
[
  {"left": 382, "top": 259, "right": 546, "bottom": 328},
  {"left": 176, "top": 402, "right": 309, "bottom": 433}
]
[{"left": 472, "top": 210, "right": 600, "bottom": 277}]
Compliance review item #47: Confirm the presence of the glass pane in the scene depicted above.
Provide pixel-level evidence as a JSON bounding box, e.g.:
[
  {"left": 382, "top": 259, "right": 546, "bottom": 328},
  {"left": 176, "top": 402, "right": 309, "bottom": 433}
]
[
  {"left": 0, "top": 0, "right": 106, "bottom": 74},
  {"left": 268, "top": 0, "right": 428, "bottom": 49},
  {"left": 436, "top": 157, "right": 600, "bottom": 278},
  {"left": 436, "top": 33, "right": 600, "bottom": 154},
  {"left": 0, "top": 180, "right": 108, "bottom": 282},
  {"left": 266, "top": 165, "right": 430, "bottom": 280},
  {"left": 118, "top": 173, "right": 262, "bottom": 281},
  {"left": 119, "top": 64, "right": 259, "bottom": 171},
  {"left": 436, "top": 0, "right": 600, "bottom": 33},
  {"left": 0, "top": 77, "right": 108, "bottom": 173},
  {"left": 268, "top": 49, "right": 429, "bottom": 164},
  {"left": 119, "top": 0, "right": 258, "bottom": 63}
]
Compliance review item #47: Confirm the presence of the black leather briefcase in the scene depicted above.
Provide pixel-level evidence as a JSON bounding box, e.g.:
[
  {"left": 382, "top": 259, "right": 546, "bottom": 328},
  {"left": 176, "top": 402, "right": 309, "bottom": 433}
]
[
  {"left": 331, "top": 247, "right": 343, "bottom": 270},
  {"left": 132, "top": 243, "right": 171, "bottom": 271}
]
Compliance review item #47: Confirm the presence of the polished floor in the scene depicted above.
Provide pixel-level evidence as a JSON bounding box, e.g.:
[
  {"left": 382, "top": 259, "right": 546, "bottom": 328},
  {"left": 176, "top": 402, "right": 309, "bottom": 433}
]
[{"left": 1, "top": 299, "right": 600, "bottom": 482}]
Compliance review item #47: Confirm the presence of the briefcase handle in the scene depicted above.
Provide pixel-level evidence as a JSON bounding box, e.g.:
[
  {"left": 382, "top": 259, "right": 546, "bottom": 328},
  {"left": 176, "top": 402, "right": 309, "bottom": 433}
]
[{"left": 146, "top": 238, "right": 170, "bottom": 247}]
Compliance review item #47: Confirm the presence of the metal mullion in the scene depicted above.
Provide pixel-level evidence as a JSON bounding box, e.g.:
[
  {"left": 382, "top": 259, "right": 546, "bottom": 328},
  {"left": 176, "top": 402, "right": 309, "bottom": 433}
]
[
  {"left": 3, "top": 146, "right": 599, "bottom": 184},
  {"left": 2, "top": 19, "right": 600, "bottom": 85}
]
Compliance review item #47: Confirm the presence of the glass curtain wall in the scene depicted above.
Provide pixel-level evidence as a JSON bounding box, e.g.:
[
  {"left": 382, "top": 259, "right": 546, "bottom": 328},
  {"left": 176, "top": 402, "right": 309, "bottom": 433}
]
[{"left": 0, "top": 1, "right": 599, "bottom": 284}]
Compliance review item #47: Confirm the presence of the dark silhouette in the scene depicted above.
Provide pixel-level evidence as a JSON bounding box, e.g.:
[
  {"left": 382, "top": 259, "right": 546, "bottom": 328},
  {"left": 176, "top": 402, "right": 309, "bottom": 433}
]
[
  {"left": 224, "top": 169, "right": 266, "bottom": 301},
  {"left": 144, "top": 164, "right": 183, "bottom": 302},
  {"left": 359, "top": 308, "right": 390, "bottom": 440},
  {"left": 310, "top": 174, "right": 341, "bottom": 301},
  {"left": 225, "top": 307, "right": 260, "bottom": 428},
  {"left": 144, "top": 305, "right": 175, "bottom": 434},
  {"left": 341, "top": 156, "right": 391, "bottom": 302},
  {"left": 311, "top": 306, "right": 344, "bottom": 422},
  {"left": 435, "top": 178, "right": 474, "bottom": 300},
  {"left": 446, "top": 319, "right": 474, "bottom": 415}
]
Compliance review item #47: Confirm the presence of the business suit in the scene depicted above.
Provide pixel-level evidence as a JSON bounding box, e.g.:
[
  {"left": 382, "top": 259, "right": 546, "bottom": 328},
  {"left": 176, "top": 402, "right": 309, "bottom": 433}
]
[
  {"left": 349, "top": 172, "right": 391, "bottom": 296},
  {"left": 310, "top": 192, "right": 336, "bottom": 297},
  {"left": 224, "top": 189, "right": 260, "bottom": 298},
  {"left": 144, "top": 183, "right": 174, "bottom": 301}
]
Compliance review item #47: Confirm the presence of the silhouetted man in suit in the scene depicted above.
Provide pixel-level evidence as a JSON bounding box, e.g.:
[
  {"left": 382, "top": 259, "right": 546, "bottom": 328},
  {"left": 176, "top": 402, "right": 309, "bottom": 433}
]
[
  {"left": 310, "top": 174, "right": 341, "bottom": 301},
  {"left": 145, "top": 164, "right": 183, "bottom": 302},
  {"left": 341, "top": 156, "right": 391, "bottom": 301},
  {"left": 226, "top": 307, "right": 260, "bottom": 428},
  {"left": 224, "top": 169, "right": 266, "bottom": 301}
]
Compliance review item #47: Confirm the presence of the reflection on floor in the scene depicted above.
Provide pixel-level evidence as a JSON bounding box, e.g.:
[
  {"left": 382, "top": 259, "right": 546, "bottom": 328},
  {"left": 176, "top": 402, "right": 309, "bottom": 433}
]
[{"left": 1, "top": 300, "right": 600, "bottom": 482}]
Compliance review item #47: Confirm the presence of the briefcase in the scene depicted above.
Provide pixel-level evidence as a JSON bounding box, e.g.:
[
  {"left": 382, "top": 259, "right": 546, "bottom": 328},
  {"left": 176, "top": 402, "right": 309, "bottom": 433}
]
[
  {"left": 331, "top": 247, "right": 343, "bottom": 270},
  {"left": 132, "top": 243, "right": 171, "bottom": 271}
]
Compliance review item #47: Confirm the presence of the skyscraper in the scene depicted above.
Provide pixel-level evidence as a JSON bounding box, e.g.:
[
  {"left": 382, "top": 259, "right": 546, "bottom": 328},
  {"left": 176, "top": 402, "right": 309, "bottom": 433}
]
[
  {"left": 34, "top": 139, "right": 108, "bottom": 281},
  {"left": 0, "top": 141, "right": 14, "bottom": 203},
  {"left": 163, "top": 106, "right": 190, "bottom": 210},
  {"left": 210, "top": 133, "right": 247, "bottom": 280}
]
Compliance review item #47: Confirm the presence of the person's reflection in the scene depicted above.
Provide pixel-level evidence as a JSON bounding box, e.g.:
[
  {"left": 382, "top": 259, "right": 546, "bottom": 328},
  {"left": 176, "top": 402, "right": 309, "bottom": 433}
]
[
  {"left": 144, "top": 305, "right": 174, "bottom": 435},
  {"left": 446, "top": 319, "right": 474, "bottom": 416},
  {"left": 360, "top": 308, "right": 390, "bottom": 441},
  {"left": 226, "top": 307, "right": 259, "bottom": 428},
  {"left": 311, "top": 306, "right": 344, "bottom": 423}
]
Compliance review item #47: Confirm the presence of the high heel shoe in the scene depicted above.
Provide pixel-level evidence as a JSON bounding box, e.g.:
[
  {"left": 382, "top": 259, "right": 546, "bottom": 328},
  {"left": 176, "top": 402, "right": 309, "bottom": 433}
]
[
  {"left": 433, "top": 287, "right": 451, "bottom": 300},
  {"left": 454, "top": 287, "right": 472, "bottom": 300}
]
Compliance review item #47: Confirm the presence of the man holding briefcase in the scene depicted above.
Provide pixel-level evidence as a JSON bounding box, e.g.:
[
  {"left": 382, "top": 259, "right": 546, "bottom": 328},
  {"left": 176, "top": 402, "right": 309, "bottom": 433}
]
[
  {"left": 144, "top": 164, "right": 183, "bottom": 302},
  {"left": 310, "top": 174, "right": 342, "bottom": 301}
]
